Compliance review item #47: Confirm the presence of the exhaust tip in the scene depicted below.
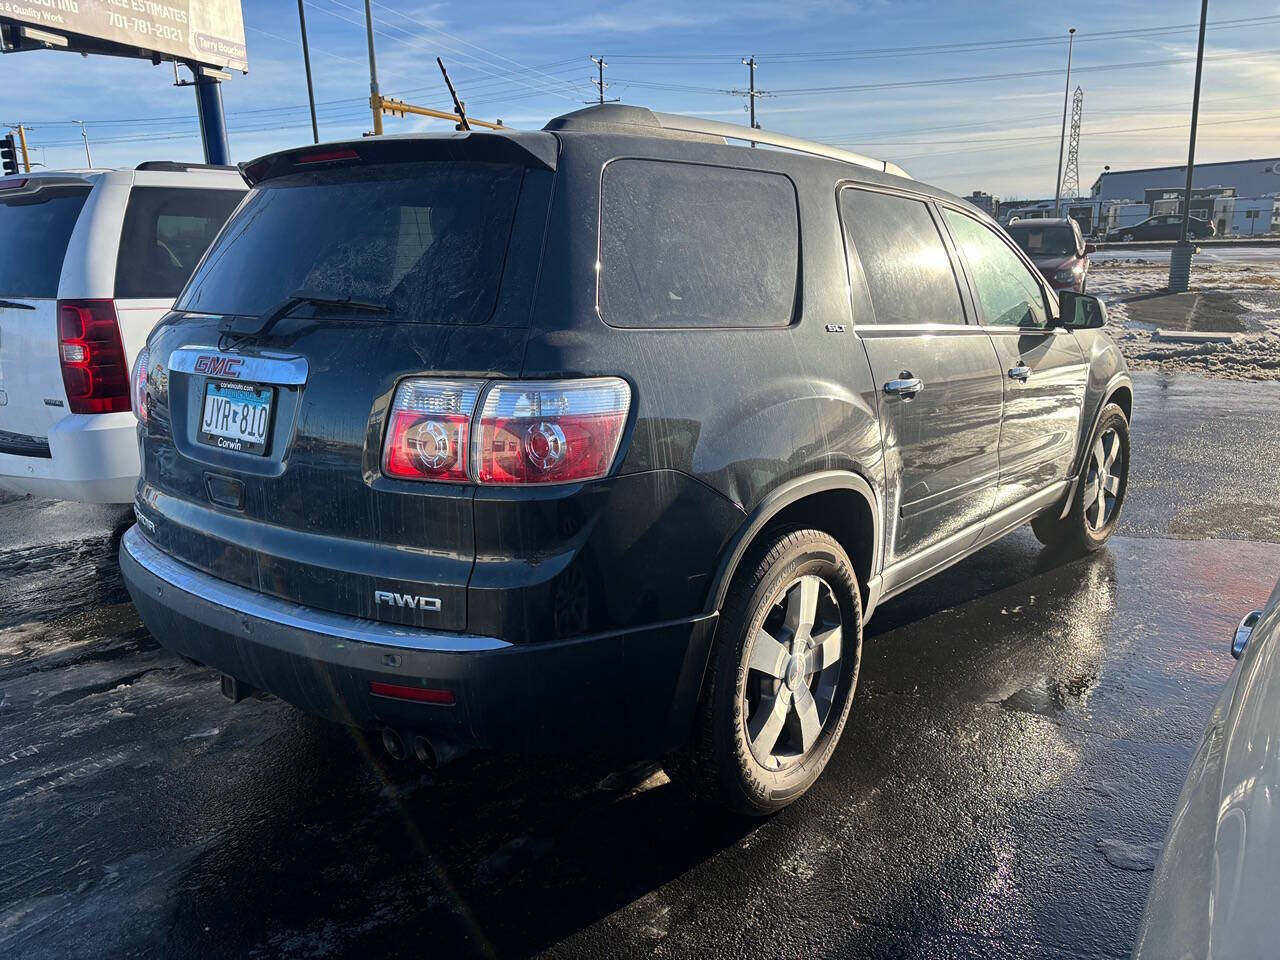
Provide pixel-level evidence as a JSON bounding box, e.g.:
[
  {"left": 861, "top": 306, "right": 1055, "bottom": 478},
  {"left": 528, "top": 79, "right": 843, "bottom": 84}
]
[
  {"left": 381, "top": 727, "right": 406, "bottom": 761},
  {"left": 412, "top": 736, "right": 438, "bottom": 769}
]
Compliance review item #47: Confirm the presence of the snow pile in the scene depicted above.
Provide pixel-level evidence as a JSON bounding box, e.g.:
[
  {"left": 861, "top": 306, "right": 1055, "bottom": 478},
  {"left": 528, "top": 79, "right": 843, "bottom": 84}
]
[{"left": 1090, "top": 255, "right": 1280, "bottom": 381}]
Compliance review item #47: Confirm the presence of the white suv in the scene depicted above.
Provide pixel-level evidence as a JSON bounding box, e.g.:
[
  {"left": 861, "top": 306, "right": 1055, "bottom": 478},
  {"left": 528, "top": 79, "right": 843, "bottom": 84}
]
[{"left": 0, "top": 163, "right": 245, "bottom": 503}]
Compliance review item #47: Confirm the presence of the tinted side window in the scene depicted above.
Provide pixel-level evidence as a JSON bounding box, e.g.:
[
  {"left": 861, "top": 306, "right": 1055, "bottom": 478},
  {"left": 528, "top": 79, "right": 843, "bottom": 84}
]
[
  {"left": 598, "top": 159, "right": 798, "bottom": 328},
  {"left": 840, "top": 188, "right": 964, "bottom": 325},
  {"left": 0, "top": 186, "right": 91, "bottom": 298},
  {"left": 115, "top": 187, "right": 244, "bottom": 299},
  {"left": 943, "top": 209, "right": 1048, "bottom": 329}
]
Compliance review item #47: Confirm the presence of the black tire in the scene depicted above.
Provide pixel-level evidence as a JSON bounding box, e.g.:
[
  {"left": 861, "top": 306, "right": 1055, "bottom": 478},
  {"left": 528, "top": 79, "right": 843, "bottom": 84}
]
[
  {"left": 1032, "top": 403, "right": 1130, "bottom": 554},
  {"left": 1122, "top": 232, "right": 1135, "bottom": 242},
  {"left": 665, "top": 527, "right": 862, "bottom": 816}
]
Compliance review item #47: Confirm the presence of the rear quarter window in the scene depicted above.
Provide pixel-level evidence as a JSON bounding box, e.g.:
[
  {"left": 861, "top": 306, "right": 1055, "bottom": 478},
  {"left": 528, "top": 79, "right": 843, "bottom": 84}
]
[
  {"left": 0, "top": 186, "right": 91, "bottom": 298},
  {"left": 598, "top": 159, "right": 799, "bottom": 329},
  {"left": 115, "top": 187, "right": 244, "bottom": 299}
]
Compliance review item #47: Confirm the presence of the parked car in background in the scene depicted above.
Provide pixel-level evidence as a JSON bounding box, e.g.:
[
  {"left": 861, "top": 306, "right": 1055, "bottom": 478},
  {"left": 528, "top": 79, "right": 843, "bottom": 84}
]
[
  {"left": 120, "top": 105, "right": 1132, "bottom": 815},
  {"left": 1106, "top": 213, "right": 1214, "bottom": 242},
  {"left": 0, "top": 163, "right": 245, "bottom": 503},
  {"left": 1006, "top": 217, "right": 1093, "bottom": 293},
  {"left": 1132, "top": 577, "right": 1280, "bottom": 960}
]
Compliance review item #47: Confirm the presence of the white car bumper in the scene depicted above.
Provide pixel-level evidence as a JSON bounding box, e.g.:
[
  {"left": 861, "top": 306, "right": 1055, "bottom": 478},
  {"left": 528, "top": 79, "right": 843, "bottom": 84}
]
[{"left": 0, "top": 412, "right": 139, "bottom": 504}]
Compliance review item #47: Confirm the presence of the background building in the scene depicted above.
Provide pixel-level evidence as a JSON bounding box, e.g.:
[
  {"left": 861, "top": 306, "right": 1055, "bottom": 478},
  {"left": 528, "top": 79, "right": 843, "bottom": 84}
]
[
  {"left": 1091, "top": 158, "right": 1280, "bottom": 205},
  {"left": 963, "top": 191, "right": 1000, "bottom": 217}
]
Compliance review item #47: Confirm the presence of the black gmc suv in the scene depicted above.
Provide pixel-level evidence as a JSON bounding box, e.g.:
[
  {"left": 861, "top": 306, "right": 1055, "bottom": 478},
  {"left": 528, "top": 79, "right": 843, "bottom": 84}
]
[{"left": 121, "top": 105, "right": 1133, "bottom": 814}]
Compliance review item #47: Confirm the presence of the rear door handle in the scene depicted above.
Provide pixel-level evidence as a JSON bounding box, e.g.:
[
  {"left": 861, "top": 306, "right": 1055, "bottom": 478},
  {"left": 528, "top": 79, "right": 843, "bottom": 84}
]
[
  {"left": 884, "top": 377, "right": 924, "bottom": 397},
  {"left": 1008, "top": 365, "right": 1032, "bottom": 382}
]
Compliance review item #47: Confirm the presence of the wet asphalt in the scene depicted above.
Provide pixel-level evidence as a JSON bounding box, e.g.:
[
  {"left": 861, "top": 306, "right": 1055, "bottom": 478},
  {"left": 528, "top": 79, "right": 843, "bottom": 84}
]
[{"left": 2, "top": 370, "right": 1278, "bottom": 959}]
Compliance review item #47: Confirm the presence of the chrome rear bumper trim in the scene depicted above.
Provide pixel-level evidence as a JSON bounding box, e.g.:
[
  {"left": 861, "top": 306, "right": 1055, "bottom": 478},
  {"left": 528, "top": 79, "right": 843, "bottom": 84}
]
[{"left": 121, "top": 525, "right": 509, "bottom": 653}]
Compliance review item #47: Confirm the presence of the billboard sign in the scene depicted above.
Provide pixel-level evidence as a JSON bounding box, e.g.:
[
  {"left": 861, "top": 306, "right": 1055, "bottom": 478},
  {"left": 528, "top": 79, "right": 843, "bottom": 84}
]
[{"left": 1, "top": 0, "right": 247, "bottom": 72}]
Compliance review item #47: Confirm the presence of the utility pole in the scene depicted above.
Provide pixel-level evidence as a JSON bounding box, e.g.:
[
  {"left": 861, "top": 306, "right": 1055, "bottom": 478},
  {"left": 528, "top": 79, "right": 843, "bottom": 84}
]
[
  {"left": 297, "top": 0, "right": 319, "bottom": 143},
  {"left": 71, "top": 120, "right": 92, "bottom": 167},
  {"left": 1053, "top": 27, "right": 1076, "bottom": 212},
  {"left": 363, "top": 0, "right": 383, "bottom": 136},
  {"left": 590, "top": 55, "right": 614, "bottom": 105},
  {"left": 15, "top": 124, "right": 31, "bottom": 172},
  {"left": 1170, "top": 0, "right": 1209, "bottom": 293},
  {"left": 738, "top": 56, "right": 762, "bottom": 146}
]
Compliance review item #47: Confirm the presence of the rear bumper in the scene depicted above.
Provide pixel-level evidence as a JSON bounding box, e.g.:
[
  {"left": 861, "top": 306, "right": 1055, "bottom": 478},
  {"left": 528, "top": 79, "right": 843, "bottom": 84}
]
[
  {"left": 0, "top": 412, "right": 138, "bottom": 503},
  {"left": 120, "top": 526, "right": 717, "bottom": 755}
]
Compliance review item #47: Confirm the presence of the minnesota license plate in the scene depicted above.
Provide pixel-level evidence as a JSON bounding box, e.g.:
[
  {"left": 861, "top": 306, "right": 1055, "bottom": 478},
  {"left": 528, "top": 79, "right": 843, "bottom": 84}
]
[{"left": 198, "top": 380, "right": 274, "bottom": 455}]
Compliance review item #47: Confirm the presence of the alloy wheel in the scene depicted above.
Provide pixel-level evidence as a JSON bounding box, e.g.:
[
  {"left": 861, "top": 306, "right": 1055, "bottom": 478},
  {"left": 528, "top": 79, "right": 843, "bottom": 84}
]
[
  {"left": 1084, "top": 427, "right": 1124, "bottom": 532},
  {"left": 742, "top": 574, "right": 844, "bottom": 770}
]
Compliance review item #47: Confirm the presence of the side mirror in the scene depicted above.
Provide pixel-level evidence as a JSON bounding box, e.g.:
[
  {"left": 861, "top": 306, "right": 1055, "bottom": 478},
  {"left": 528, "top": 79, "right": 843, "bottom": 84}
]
[
  {"left": 1084, "top": 242, "right": 1099, "bottom": 255},
  {"left": 1058, "top": 290, "right": 1107, "bottom": 329},
  {"left": 1233, "top": 610, "right": 1264, "bottom": 659}
]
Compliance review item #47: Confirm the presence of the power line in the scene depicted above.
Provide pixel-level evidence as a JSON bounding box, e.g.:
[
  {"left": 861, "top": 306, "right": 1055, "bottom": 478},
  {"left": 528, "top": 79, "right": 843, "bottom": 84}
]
[
  {"left": 603, "top": 14, "right": 1280, "bottom": 63},
  {"left": 369, "top": 0, "right": 588, "bottom": 100},
  {"left": 609, "top": 46, "right": 1280, "bottom": 98},
  {"left": 307, "top": 0, "right": 588, "bottom": 103}
]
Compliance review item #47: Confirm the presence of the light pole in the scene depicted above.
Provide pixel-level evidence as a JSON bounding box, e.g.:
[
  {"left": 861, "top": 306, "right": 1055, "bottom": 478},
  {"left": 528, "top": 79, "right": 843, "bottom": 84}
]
[
  {"left": 71, "top": 120, "right": 92, "bottom": 167},
  {"left": 1053, "top": 27, "right": 1076, "bottom": 212},
  {"left": 1170, "top": 0, "right": 1209, "bottom": 293},
  {"left": 297, "top": 0, "right": 319, "bottom": 144},
  {"left": 363, "top": 0, "right": 383, "bottom": 136}
]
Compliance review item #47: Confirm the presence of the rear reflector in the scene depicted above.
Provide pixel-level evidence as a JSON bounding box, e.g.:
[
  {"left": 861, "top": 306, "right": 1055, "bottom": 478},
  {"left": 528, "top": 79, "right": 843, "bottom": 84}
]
[
  {"left": 57, "top": 300, "right": 130, "bottom": 414},
  {"left": 369, "top": 681, "right": 456, "bottom": 705}
]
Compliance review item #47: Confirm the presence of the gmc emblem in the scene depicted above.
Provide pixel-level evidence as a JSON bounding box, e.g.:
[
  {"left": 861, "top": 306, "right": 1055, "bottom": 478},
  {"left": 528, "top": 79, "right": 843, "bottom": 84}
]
[{"left": 193, "top": 355, "right": 244, "bottom": 378}]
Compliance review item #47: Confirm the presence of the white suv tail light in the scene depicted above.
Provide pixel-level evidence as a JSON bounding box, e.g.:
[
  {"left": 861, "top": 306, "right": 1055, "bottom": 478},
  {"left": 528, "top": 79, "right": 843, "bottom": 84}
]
[{"left": 381, "top": 377, "right": 631, "bottom": 485}]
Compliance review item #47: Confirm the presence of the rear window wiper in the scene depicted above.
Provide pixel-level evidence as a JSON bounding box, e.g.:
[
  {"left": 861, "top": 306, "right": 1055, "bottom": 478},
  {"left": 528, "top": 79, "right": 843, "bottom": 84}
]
[
  {"left": 220, "top": 290, "right": 389, "bottom": 336},
  {"left": 0, "top": 299, "right": 36, "bottom": 311}
]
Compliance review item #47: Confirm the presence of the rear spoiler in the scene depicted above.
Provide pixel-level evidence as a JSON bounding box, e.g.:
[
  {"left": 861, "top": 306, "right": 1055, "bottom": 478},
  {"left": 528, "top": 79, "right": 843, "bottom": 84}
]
[
  {"left": 0, "top": 175, "right": 91, "bottom": 200},
  {"left": 239, "top": 132, "right": 558, "bottom": 186}
]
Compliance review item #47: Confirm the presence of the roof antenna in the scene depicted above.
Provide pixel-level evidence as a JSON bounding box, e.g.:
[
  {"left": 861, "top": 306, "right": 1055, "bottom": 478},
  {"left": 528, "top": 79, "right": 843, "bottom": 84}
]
[{"left": 437, "top": 57, "right": 470, "bottom": 131}]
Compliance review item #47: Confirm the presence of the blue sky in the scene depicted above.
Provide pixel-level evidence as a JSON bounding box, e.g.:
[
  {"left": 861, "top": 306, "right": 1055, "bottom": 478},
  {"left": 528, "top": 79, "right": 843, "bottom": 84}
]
[{"left": 2, "top": 0, "right": 1277, "bottom": 198}]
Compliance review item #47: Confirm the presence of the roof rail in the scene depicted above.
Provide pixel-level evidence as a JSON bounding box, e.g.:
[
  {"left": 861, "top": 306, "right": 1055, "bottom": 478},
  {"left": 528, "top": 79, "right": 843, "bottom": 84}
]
[{"left": 650, "top": 111, "right": 911, "bottom": 179}]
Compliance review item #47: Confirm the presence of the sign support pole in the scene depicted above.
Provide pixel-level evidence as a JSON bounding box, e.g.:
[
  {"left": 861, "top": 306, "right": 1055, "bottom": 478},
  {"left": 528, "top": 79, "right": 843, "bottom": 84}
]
[{"left": 194, "top": 73, "right": 231, "bottom": 165}]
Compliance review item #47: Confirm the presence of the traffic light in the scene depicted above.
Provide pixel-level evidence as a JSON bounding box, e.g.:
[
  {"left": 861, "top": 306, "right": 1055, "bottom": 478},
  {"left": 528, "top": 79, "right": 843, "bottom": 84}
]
[{"left": 0, "top": 134, "right": 18, "bottom": 176}]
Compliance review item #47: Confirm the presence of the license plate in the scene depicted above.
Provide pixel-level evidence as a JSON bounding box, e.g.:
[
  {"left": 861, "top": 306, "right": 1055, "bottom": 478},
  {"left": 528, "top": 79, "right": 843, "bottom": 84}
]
[{"left": 198, "top": 381, "right": 274, "bottom": 455}]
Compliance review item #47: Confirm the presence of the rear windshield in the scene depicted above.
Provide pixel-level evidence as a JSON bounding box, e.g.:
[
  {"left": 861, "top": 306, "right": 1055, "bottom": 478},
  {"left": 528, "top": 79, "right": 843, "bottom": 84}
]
[
  {"left": 115, "top": 187, "right": 244, "bottom": 299},
  {"left": 177, "top": 162, "right": 524, "bottom": 325},
  {"left": 0, "top": 186, "right": 91, "bottom": 298},
  {"left": 1008, "top": 225, "right": 1076, "bottom": 257}
]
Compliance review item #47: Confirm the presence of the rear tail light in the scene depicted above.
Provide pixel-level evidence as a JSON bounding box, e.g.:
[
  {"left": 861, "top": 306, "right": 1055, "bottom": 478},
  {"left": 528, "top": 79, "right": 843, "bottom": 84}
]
[
  {"left": 473, "top": 378, "right": 631, "bottom": 485},
  {"left": 382, "top": 379, "right": 483, "bottom": 482},
  {"left": 131, "top": 346, "right": 150, "bottom": 424},
  {"left": 57, "top": 300, "right": 131, "bottom": 414},
  {"left": 381, "top": 376, "right": 631, "bottom": 485}
]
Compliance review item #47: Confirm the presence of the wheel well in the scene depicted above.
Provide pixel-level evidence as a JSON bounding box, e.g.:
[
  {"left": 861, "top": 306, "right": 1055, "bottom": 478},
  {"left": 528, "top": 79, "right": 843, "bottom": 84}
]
[
  {"left": 756, "top": 489, "right": 876, "bottom": 609},
  {"left": 1109, "top": 385, "right": 1132, "bottom": 422}
]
